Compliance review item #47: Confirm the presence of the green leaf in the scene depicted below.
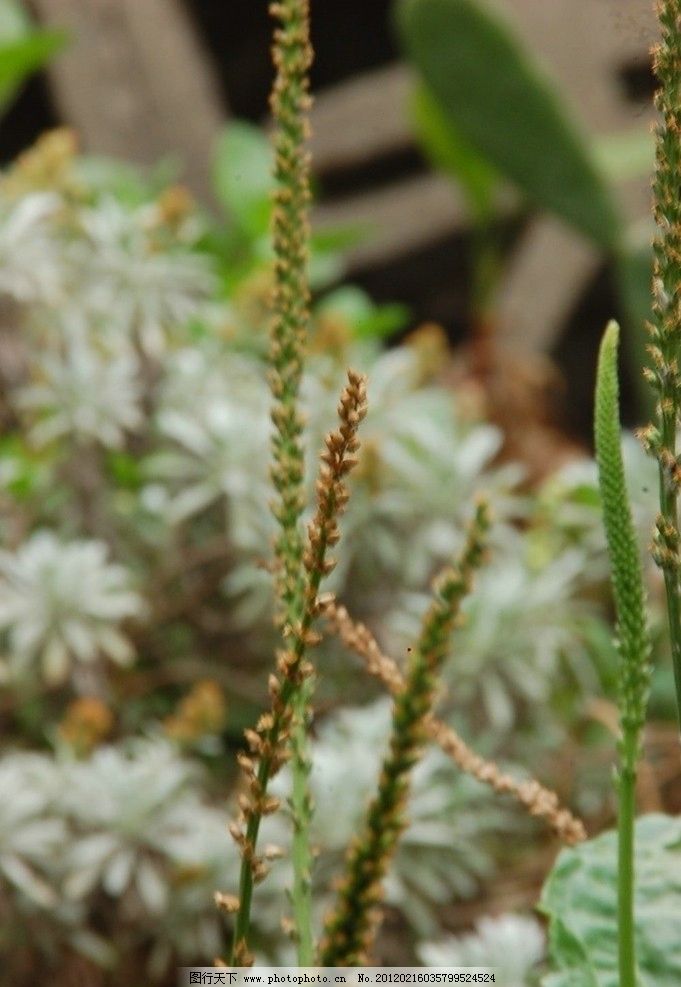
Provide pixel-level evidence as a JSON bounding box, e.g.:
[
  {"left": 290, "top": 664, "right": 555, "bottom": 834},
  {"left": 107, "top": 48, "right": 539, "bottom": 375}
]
[
  {"left": 0, "top": 31, "right": 66, "bottom": 111},
  {"left": 213, "top": 121, "right": 273, "bottom": 238},
  {"left": 411, "top": 83, "right": 497, "bottom": 220},
  {"left": 106, "top": 451, "right": 143, "bottom": 491},
  {"left": 540, "top": 814, "right": 681, "bottom": 986},
  {"left": 593, "top": 128, "right": 654, "bottom": 184},
  {"left": 397, "top": 0, "right": 621, "bottom": 247},
  {"left": 317, "top": 286, "right": 409, "bottom": 340},
  {"left": 614, "top": 242, "right": 655, "bottom": 420},
  {"left": 0, "top": 31, "right": 66, "bottom": 110}
]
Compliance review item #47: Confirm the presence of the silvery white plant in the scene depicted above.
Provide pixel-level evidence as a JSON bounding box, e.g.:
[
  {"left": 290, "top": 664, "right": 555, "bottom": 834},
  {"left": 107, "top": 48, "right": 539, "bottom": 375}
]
[
  {"left": 0, "top": 139, "right": 617, "bottom": 979},
  {"left": 17, "top": 327, "right": 143, "bottom": 449},
  {"left": 0, "top": 740, "right": 290, "bottom": 977},
  {"left": 68, "top": 198, "right": 216, "bottom": 355},
  {"left": 60, "top": 740, "right": 205, "bottom": 914},
  {"left": 419, "top": 913, "right": 545, "bottom": 986},
  {"left": 0, "top": 192, "right": 65, "bottom": 305},
  {"left": 148, "top": 346, "right": 272, "bottom": 541},
  {"left": 0, "top": 532, "right": 143, "bottom": 684},
  {"left": 0, "top": 752, "right": 65, "bottom": 909}
]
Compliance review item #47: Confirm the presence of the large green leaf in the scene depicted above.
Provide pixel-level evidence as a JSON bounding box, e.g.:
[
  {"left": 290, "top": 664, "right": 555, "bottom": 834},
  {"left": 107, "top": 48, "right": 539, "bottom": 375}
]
[
  {"left": 540, "top": 814, "right": 681, "bottom": 986},
  {"left": 411, "top": 83, "right": 497, "bottom": 221},
  {"left": 397, "top": 0, "right": 621, "bottom": 248}
]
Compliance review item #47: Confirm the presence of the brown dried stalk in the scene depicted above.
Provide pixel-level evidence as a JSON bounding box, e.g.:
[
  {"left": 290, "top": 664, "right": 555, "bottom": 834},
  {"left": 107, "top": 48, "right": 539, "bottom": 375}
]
[{"left": 320, "top": 597, "right": 586, "bottom": 847}]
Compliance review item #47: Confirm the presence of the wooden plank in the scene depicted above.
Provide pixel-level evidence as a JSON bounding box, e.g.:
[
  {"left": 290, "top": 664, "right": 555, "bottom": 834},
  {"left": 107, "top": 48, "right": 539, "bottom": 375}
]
[
  {"left": 310, "top": 64, "right": 413, "bottom": 173},
  {"left": 314, "top": 174, "right": 517, "bottom": 269},
  {"left": 495, "top": 217, "right": 602, "bottom": 353},
  {"left": 29, "top": 0, "right": 225, "bottom": 203}
]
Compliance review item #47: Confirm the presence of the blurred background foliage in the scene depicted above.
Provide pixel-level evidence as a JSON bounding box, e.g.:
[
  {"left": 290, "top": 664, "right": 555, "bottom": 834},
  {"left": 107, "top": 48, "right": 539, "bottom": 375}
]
[{"left": 0, "top": 1, "right": 677, "bottom": 985}]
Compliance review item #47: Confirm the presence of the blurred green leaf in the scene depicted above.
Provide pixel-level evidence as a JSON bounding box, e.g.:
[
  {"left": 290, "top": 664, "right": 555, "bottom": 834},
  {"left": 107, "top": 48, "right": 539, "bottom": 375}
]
[
  {"left": 0, "top": 435, "right": 48, "bottom": 501},
  {"left": 540, "top": 814, "right": 681, "bottom": 986},
  {"left": 615, "top": 240, "right": 655, "bottom": 419},
  {"left": 311, "top": 225, "right": 365, "bottom": 255},
  {"left": 397, "top": 0, "right": 621, "bottom": 248},
  {"left": 106, "top": 451, "right": 143, "bottom": 491},
  {"left": 594, "top": 128, "right": 654, "bottom": 184},
  {"left": 317, "top": 285, "right": 409, "bottom": 339},
  {"left": 213, "top": 122, "right": 273, "bottom": 238},
  {"left": 0, "top": 31, "right": 66, "bottom": 112},
  {"left": 411, "top": 83, "right": 497, "bottom": 220}
]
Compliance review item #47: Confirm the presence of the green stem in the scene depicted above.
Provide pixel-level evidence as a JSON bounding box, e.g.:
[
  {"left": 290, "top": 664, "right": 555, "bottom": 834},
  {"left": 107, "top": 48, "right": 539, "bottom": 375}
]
[
  {"left": 230, "top": 591, "right": 318, "bottom": 961},
  {"left": 617, "top": 736, "right": 638, "bottom": 987},
  {"left": 291, "top": 682, "right": 315, "bottom": 965},
  {"left": 469, "top": 219, "right": 502, "bottom": 329}
]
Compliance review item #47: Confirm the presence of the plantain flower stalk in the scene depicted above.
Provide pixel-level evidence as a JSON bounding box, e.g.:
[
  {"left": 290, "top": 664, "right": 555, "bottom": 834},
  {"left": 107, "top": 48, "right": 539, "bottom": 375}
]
[
  {"left": 319, "top": 502, "right": 489, "bottom": 966},
  {"left": 640, "top": 0, "right": 681, "bottom": 723},
  {"left": 228, "top": 371, "right": 368, "bottom": 965},
  {"left": 226, "top": 0, "right": 318, "bottom": 965},
  {"left": 595, "top": 322, "right": 652, "bottom": 987},
  {"left": 266, "top": 0, "right": 318, "bottom": 961},
  {"left": 268, "top": 0, "right": 312, "bottom": 633}
]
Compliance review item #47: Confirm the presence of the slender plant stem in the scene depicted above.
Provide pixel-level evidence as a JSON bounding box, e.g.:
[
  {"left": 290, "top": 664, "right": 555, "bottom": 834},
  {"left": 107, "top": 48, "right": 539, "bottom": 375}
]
[
  {"left": 268, "top": 0, "right": 316, "bottom": 962},
  {"left": 290, "top": 680, "right": 315, "bottom": 964},
  {"left": 617, "top": 734, "right": 638, "bottom": 987},
  {"left": 229, "top": 0, "right": 316, "bottom": 963},
  {"left": 645, "top": 0, "right": 681, "bottom": 726}
]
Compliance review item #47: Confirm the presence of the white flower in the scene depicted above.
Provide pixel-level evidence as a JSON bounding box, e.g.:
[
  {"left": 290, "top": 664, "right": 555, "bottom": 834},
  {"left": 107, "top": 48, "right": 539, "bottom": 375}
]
[
  {"left": 0, "top": 532, "right": 143, "bottom": 684},
  {"left": 17, "top": 333, "right": 143, "bottom": 448},
  {"left": 419, "top": 914, "right": 545, "bottom": 984},
  {"left": 59, "top": 740, "right": 197, "bottom": 914},
  {"left": 0, "top": 752, "right": 66, "bottom": 908},
  {"left": 0, "top": 192, "right": 65, "bottom": 304},
  {"left": 72, "top": 199, "right": 216, "bottom": 353},
  {"left": 151, "top": 348, "right": 271, "bottom": 545}
]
